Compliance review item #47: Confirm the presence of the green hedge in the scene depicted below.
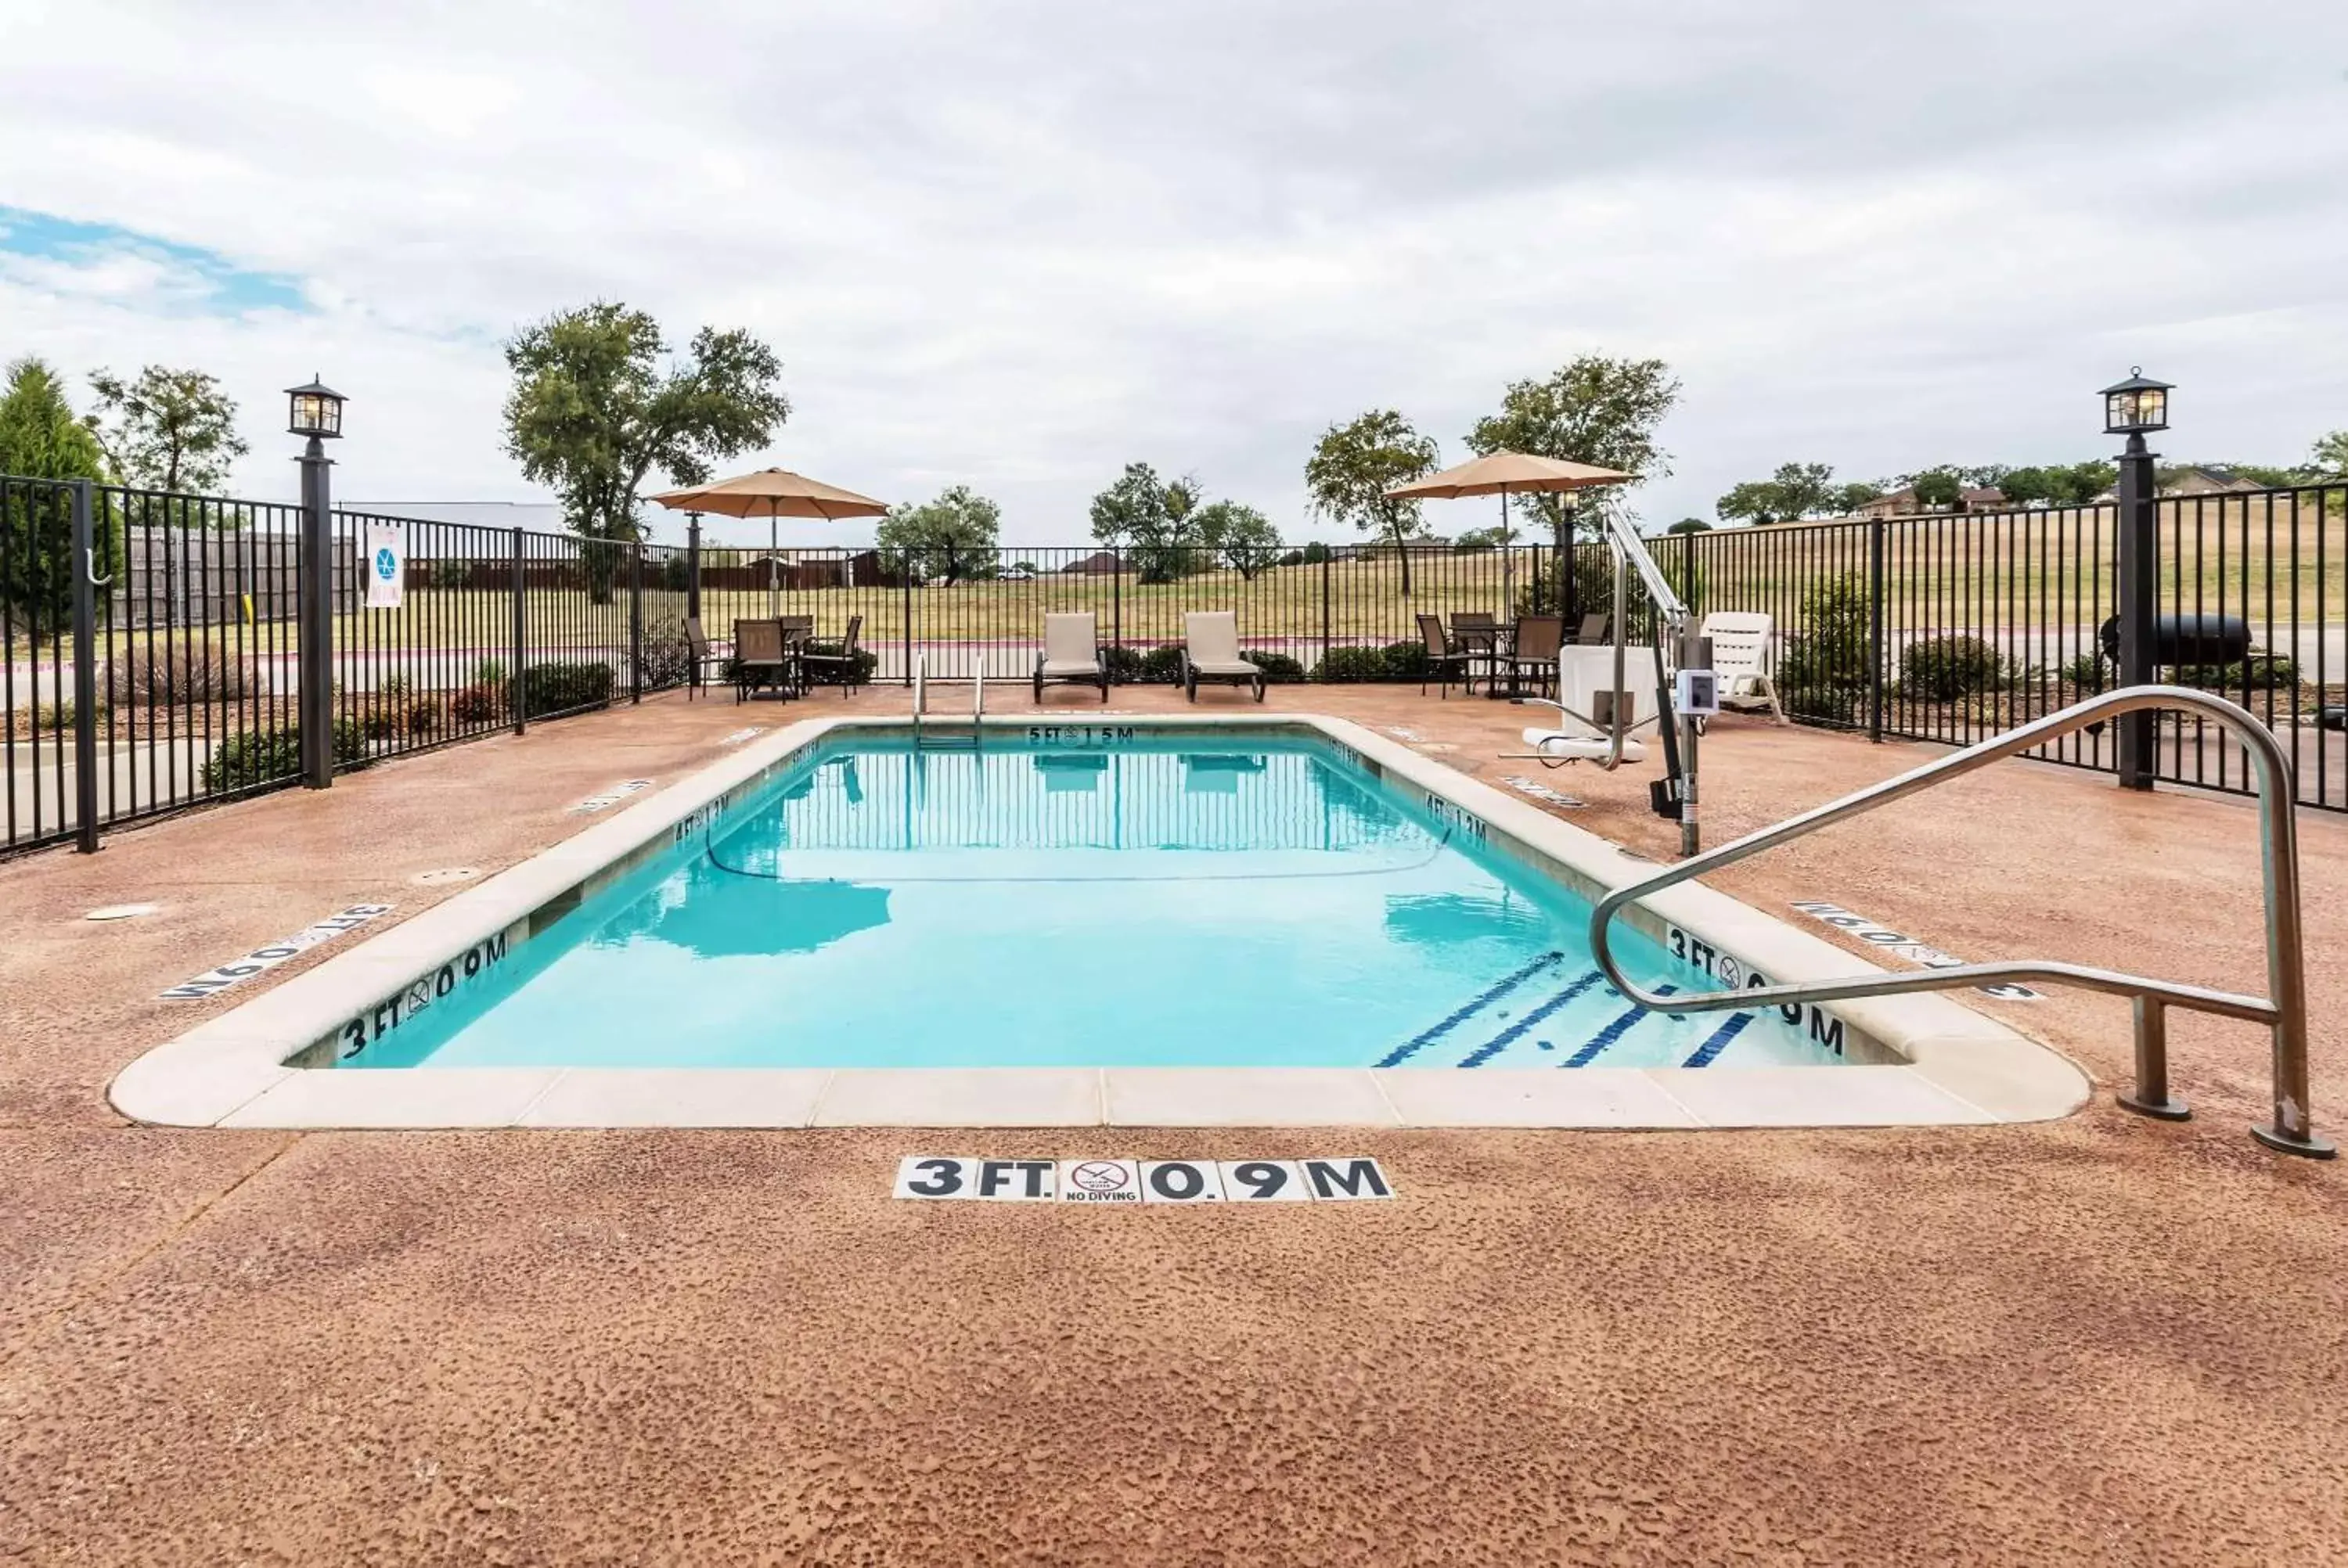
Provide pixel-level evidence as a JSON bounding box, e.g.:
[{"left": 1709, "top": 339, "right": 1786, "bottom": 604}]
[
  {"left": 1242, "top": 651, "right": 1306, "bottom": 683},
  {"left": 1900, "top": 635, "right": 2004, "bottom": 701},
  {"left": 1310, "top": 641, "right": 1430, "bottom": 682},
  {"left": 520, "top": 660, "right": 616, "bottom": 715},
  {"left": 2175, "top": 654, "right": 2298, "bottom": 691},
  {"left": 202, "top": 720, "right": 366, "bottom": 792}
]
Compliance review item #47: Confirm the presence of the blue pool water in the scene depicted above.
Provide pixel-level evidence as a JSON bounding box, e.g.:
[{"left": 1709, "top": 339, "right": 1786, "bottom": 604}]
[{"left": 351, "top": 731, "right": 1833, "bottom": 1070}]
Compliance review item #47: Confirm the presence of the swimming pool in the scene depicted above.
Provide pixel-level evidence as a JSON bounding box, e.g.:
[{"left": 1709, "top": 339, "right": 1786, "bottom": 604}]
[
  {"left": 338, "top": 730, "right": 1832, "bottom": 1072},
  {"left": 113, "top": 714, "right": 2083, "bottom": 1129}
]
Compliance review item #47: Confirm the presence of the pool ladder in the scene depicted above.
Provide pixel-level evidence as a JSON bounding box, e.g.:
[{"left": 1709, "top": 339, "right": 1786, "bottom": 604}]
[
  {"left": 1589, "top": 685, "right": 2330, "bottom": 1158},
  {"left": 911, "top": 653, "right": 981, "bottom": 751}
]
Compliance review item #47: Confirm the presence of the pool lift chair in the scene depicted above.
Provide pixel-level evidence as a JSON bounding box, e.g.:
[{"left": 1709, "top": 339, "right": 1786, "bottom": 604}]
[{"left": 1504, "top": 500, "right": 1714, "bottom": 856}]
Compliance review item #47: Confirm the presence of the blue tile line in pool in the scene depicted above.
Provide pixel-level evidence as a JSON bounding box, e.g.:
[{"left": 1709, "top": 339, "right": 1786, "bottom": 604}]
[
  {"left": 1560, "top": 985, "right": 1682, "bottom": 1067},
  {"left": 1373, "top": 950, "right": 1567, "bottom": 1067},
  {"left": 1680, "top": 1009, "right": 1756, "bottom": 1068},
  {"left": 1454, "top": 969, "right": 1610, "bottom": 1068}
]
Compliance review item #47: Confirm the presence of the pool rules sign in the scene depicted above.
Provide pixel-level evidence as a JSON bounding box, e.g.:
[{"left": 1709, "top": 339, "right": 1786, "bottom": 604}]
[
  {"left": 364, "top": 522, "right": 405, "bottom": 609},
  {"left": 893, "top": 1156, "right": 1394, "bottom": 1204}
]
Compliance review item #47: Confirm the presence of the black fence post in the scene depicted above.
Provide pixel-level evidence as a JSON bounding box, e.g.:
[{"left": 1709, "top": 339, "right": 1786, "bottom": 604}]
[
  {"left": 628, "top": 541, "right": 643, "bottom": 705},
  {"left": 686, "top": 513, "right": 702, "bottom": 624},
  {"left": 1867, "top": 517, "right": 1886, "bottom": 743},
  {"left": 1112, "top": 548, "right": 1123, "bottom": 660},
  {"left": 1319, "top": 549, "right": 1331, "bottom": 668},
  {"left": 900, "top": 550, "right": 913, "bottom": 686},
  {"left": 510, "top": 527, "right": 528, "bottom": 735},
  {"left": 296, "top": 437, "right": 335, "bottom": 788},
  {"left": 70, "top": 480, "right": 99, "bottom": 852},
  {"left": 2116, "top": 433, "right": 2158, "bottom": 789}
]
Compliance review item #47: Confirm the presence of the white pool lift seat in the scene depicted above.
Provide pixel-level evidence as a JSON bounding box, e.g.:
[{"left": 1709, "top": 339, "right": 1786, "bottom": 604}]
[
  {"left": 1699, "top": 611, "right": 1788, "bottom": 724},
  {"left": 1520, "top": 725, "right": 1648, "bottom": 764}
]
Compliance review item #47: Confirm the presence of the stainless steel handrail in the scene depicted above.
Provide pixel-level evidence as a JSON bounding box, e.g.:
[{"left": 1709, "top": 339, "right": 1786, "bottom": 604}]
[{"left": 1589, "top": 685, "right": 2332, "bottom": 1158}]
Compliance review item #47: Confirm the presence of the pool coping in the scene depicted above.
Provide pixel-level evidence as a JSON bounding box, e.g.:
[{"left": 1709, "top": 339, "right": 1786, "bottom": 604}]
[{"left": 108, "top": 712, "right": 2091, "bottom": 1131}]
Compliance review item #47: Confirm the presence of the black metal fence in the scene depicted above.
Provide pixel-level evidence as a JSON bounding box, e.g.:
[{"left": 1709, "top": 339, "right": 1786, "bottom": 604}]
[{"left": 3, "top": 473, "right": 2342, "bottom": 858}]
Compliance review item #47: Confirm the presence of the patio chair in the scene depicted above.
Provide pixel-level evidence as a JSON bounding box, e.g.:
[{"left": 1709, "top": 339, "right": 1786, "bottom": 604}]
[
  {"left": 1502, "top": 614, "right": 1565, "bottom": 699},
  {"left": 1179, "top": 611, "right": 1265, "bottom": 703},
  {"left": 731, "top": 617, "right": 794, "bottom": 703},
  {"left": 682, "top": 616, "right": 731, "bottom": 701},
  {"left": 1699, "top": 611, "right": 1788, "bottom": 723},
  {"left": 1034, "top": 612, "right": 1108, "bottom": 701},
  {"left": 1568, "top": 613, "right": 1611, "bottom": 646},
  {"left": 1414, "top": 613, "right": 1475, "bottom": 699},
  {"left": 798, "top": 614, "right": 866, "bottom": 697}
]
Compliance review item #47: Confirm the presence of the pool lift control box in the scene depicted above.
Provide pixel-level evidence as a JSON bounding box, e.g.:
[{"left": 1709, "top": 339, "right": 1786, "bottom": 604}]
[{"left": 1674, "top": 667, "right": 1720, "bottom": 717}]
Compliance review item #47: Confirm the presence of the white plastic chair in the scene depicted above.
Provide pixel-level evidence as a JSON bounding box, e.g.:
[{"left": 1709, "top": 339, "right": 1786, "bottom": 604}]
[{"left": 1700, "top": 611, "right": 1788, "bottom": 724}]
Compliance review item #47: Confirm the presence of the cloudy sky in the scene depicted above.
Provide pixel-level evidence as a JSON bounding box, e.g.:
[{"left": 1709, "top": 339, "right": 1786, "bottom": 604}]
[{"left": 2, "top": 0, "right": 2344, "bottom": 545}]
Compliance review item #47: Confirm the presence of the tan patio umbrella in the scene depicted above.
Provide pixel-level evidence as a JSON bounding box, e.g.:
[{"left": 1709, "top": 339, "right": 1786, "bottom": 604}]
[
  {"left": 1387, "top": 451, "right": 1633, "bottom": 618},
  {"left": 650, "top": 467, "right": 889, "bottom": 615}
]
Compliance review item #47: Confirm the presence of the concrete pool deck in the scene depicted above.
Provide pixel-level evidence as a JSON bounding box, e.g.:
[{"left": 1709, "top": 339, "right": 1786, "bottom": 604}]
[{"left": 2, "top": 683, "right": 2343, "bottom": 1563}]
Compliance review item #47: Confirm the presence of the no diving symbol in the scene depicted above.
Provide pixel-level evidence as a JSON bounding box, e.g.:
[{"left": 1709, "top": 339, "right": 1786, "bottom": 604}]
[
  {"left": 1068, "top": 1160, "right": 1130, "bottom": 1196},
  {"left": 374, "top": 548, "right": 396, "bottom": 581}
]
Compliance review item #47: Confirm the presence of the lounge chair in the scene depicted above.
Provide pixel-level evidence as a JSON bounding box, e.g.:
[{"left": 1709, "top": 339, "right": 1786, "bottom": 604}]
[
  {"left": 1700, "top": 611, "right": 1788, "bottom": 723},
  {"left": 1034, "top": 613, "right": 1108, "bottom": 701},
  {"left": 1414, "top": 613, "right": 1475, "bottom": 698},
  {"left": 732, "top": 618, "right": 794, "bottom": 703},
  {"left": 683, "top": 616, "right": 731, "bottom": 700},
  {"left": 1502, "top": 615, "right": 1565, "bottom": 699},
  {"left": 1179, "top": 611, "right": 1265, "bottom": 703},
  {"left": 798, "top": 614, "right": 866, "bottom": 696}
]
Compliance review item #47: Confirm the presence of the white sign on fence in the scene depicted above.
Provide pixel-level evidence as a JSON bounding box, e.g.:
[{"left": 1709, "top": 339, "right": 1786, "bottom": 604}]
[{"left": 364, "top": 523, "right": 406, "bottom": 610}]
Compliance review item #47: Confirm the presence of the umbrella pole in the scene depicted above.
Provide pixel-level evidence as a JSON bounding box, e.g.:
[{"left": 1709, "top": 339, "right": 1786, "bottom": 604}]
[
  {"left": 1500, "top": 489, "right": 1513, "bottom": 620},
  {"left": 769, "top": 512, "right": 780, "bottom": 617}
]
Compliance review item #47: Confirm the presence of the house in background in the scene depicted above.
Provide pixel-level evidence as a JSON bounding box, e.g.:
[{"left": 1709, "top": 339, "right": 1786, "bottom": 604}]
[
  {"left": 2160, "top": 466, "right": 2264, "bottom": 499},
  {"left": 1849, "top": 485, "right": 2006, "bottom": 521}
]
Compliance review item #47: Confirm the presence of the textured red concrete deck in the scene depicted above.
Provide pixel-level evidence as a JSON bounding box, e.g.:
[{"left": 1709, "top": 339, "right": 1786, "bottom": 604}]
[{"left": 2, "top": 684, "right": 2344, "bottom": 1564}]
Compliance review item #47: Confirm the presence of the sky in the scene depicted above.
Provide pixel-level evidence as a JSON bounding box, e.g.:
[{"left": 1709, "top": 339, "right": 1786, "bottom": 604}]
[{"left": 2, "top": 0, "right": 2344, "bottom": 548}]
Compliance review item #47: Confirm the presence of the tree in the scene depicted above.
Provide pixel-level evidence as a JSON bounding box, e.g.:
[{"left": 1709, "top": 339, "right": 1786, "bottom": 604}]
[
  {"left": 1193, "top": 498, "right": 1280, "bottom": 579},
  {"left": 1834, "top": 481, "right": 1882, "bottom": 515},
  {"left": 877, "top": 484, "right": 1000, "bottom": 585},
  {"left": 503, "top": 301, "right": 787, "bottom": 602},
  {"left": 1464, "top": 354, "right": 1681, "bottom": 552},
  {"left": 1089, "top": 462, "right": 1183, "bottom": 584},
  {"left": 2311, "top": 430, "right": 2348, "bottom": 478},
  {"left": 0, "top": 358, "right": 112, "bottom": 628},
  {"left": 1305, "top": 410, "right": 1439, "bottom": 595},
  {"left": 86, "top": 365, "right": 247, "bottom": 496},
  {"left": 1714, "top": 480, "right": 1781, "bottom": 526},
  {"left": 1907, "top": 466, "right": 1963, "bottom": 509},
  {"left": 1665, "top": 517, "right": 1711, "bottom": 534},
  {"left": 1766, "top": 462, "right": 1837, "bottom": 521},
  {"left": 1453, "top": 525, "right": 1508, "bottom": 551}
]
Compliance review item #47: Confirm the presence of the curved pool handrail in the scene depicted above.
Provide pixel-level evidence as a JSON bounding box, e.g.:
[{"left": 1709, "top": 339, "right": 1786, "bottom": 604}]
[{"left": 1587, "top": 685, "right": 2330, "bottom": 1159}]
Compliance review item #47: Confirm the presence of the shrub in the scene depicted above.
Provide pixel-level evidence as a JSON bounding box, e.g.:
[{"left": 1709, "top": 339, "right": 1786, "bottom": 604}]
[
  {"left": 1779, "top": 574, "right": 1871, "bottom": 725},
  {"left": 1139, "top": 644, "right": 1187, "bottom": 685},
  {"left": 471, "top": 657, "right": 508, "bottom": 688},
  {"left": 33, "top": 698, "right": 105, "bottom": 729},
  {"left": 657, "top": 554, "right": 692, "bottom": 593},
  {"left": 1900, "top": 635, "right": 2004, "bottom": 702},
  {"left": 431, "top": 559, "right": 477, "bottom": 591},
  {"left": 2175, "top": 654, "right": 2298, "bottom": 691},
  {"left": 520, "top": 660, "right": 616, "bottom": 715},
  {"left": 358, "top": 707, "right": 402, "bottom": 743},
  {"left": 1299, "top": 541, "right": 1333, "bottom": 565},
  {"left": 1241, "top": 651, "right": 1306, "bottom": 683},
  {"left": 636, "top": 620, "right": 694, "bottom": 689},
  {"left": 2061, "top": 652, "right": 2106, "bottom": 689},
  {"left": 1277, "top": 549, "right": 1305, "bottom": 568},
  {"left": 201, "top": 720, "right": 365, "bottom": 791},
  {"left": 1312, "top": 646, "right": 1390, "bottom": 683},
  {"left": 448, "top": 685, "right": 505, "bottom": 725},
  {"left": 801, "top": 639, "right": 879, "bottom": 688},
  {"left": 107, "top": 644, "right": 250, "bottom": 707},
  {"left": 407, "top": 698, "right": 442, "bottom": 736},
  {"left": 1101, "top": 646, "right": 1145, "bottom": 685},
  {"left": 377, "top": 673, "right": 411, "bottom": 701},
  {"left": 1380, "top": 640, "right": 1430, "bottom": 679}
]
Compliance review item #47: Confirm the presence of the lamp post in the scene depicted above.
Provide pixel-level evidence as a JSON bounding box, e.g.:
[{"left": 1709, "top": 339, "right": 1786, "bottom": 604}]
[
  {"left": 287, "top": 375, "right": 346, "bottom": 789},
  {"left": 2102, "top": 368, "right": 2170, "bottom": 791}
]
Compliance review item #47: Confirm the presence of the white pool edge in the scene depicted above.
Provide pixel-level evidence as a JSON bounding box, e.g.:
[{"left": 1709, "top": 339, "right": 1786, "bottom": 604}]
[{"left": 110, "top": 712, "right": 2091, "bottom": 1131}]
